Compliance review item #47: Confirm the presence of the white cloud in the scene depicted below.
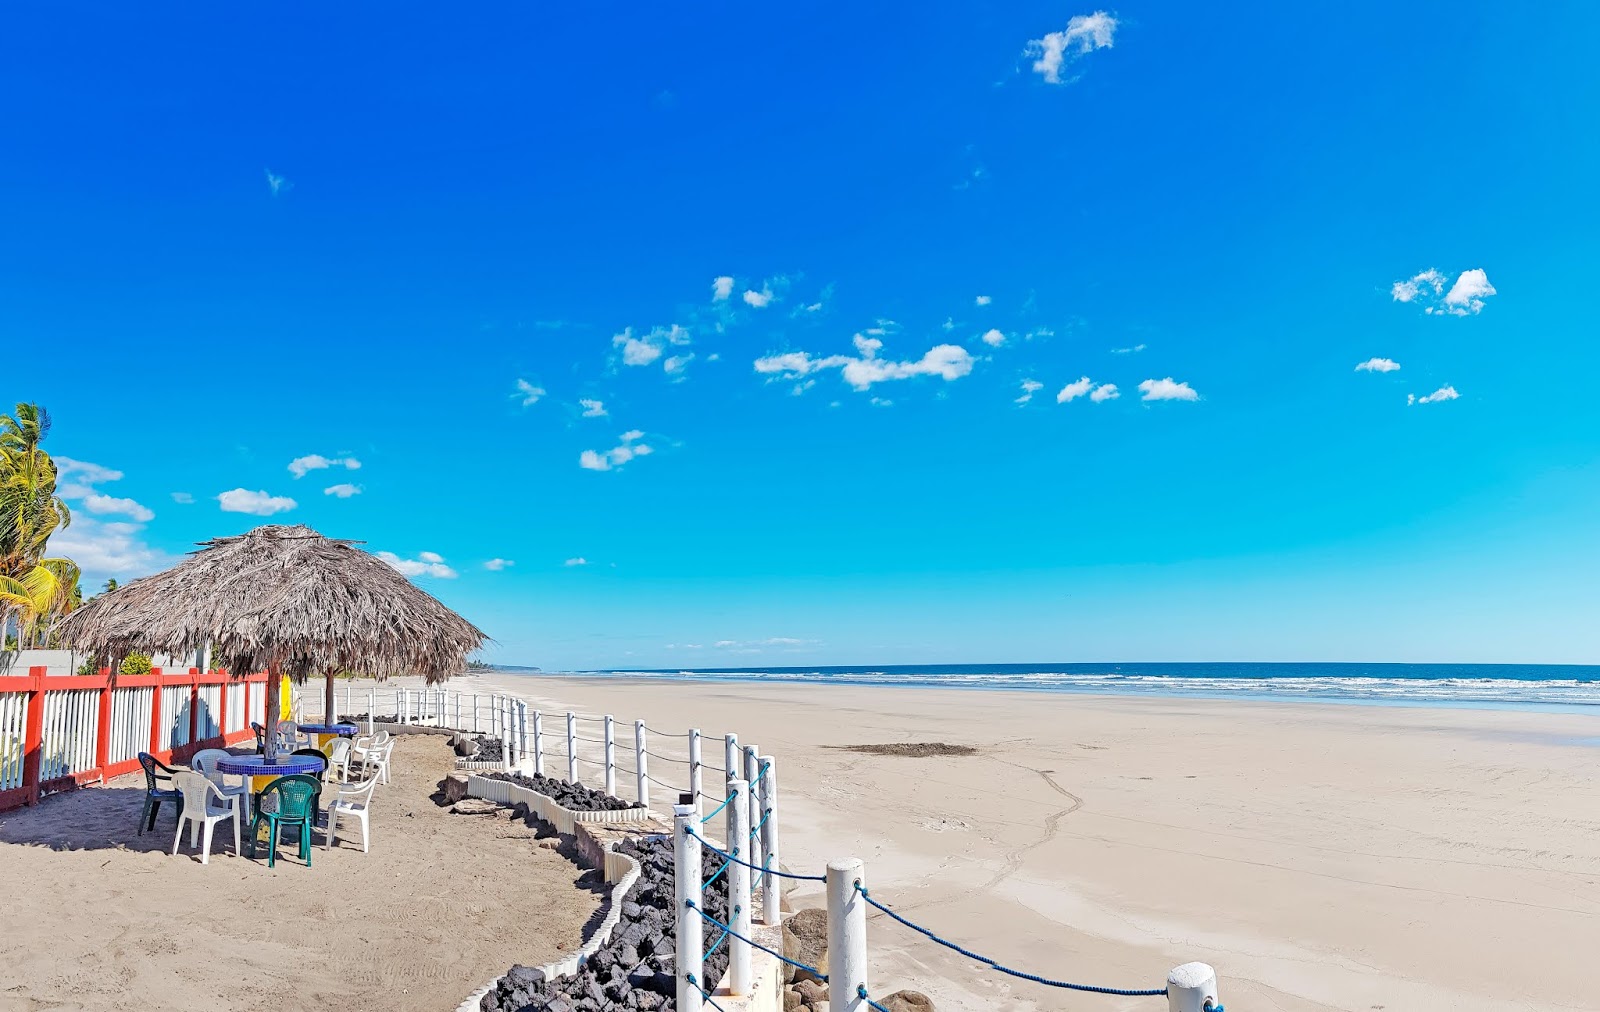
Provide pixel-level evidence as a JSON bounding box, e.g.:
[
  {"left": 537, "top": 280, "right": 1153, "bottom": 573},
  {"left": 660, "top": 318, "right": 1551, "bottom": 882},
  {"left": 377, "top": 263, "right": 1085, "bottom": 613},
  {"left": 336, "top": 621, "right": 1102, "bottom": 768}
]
[
  {"left": 981, "top": 328, "right": 1006, "bottom": 347},
  {"left": 712, "top": 637, "right": 817, "bottom": 652},
  {"left": 484, "top": 558, "right": 514, "bottom": 571},
  {"left": 1110, "top": 343, "right": 1146, "bottom": 354},
  {"left": 47, "top": 516, "right": 171, "bottom": 579},
  {"left": 1355, "top": 357, "right": 1401, "bottom": 373},
  {"left": 515, "top": 379, "right": 546, "bottom": 406},
  {"left": 376, "top": 550, "right": 457, "bottom": 579},
  {"left": 82, "top": 493, "right": 155, "bottom": 522},
  {"left": 1408, "top": 386, "right": 1460, "bottom": 405},
  {"left": 743, "top": 287, "right": 773, "bottom": 308},
  {"left": 217, "top": 488, "right": 297, "bottom": 515},
  {"left": 664, "top": 353, "right": 695, "bottom": 376},
  {"left": 54, "top": 457, "right": 124, "bottom": 485},
  {"left": 1056, "top": 376, "right": 1094, "bottom": 403},
  {"left": 170, "top": 492, "right": 194, "bottom": 504},
  {"left": 613, "top": 324, "right": 691, "bottom": 369},
  {"left": 941, "top": 317, "right": 956, "bottom": 331},
  {"left": 1138, "top": 377, "right": 1200, "bottom": 402},
  {"left": 1392, "top": 268, "right": 1495, "bottom": 316},
  {"left": 1027, "top": 11, "right": 1117, "bottom": 84},
  {"left": 1015, "top": 379, "right": 1044, "bottom": 404},
  {"left": 264, "top": 169, "right": 291, "bottom": 196},
  {"left": 755, "top": 337, "right": 975, "bottom": 393},
  {"left": 1090, "top": 383, "right": 1120, "bottom": 402},
  {"left": 974, "top": 295, "right": 992, "bottom": 306},
  {"left": 323, "top": 483, "right": 362, "bottom": 498},
  {"left": 711, "top": 276, "right": 735, "bottom": 301},
  {"left": 1442, "top": 269, "right": 1496, "bottom": 315},
  {"left": 563, "top": 557, "right": 589, "bottom": 567},
  {"left": 580, "top": 430, "right": 654, "bottom": 472},
  {"left": 580, "top": 398, "right": 608, "bottom": 418},
  {"left": 288, "top": 454, "right": 361, "bottom": 478}
]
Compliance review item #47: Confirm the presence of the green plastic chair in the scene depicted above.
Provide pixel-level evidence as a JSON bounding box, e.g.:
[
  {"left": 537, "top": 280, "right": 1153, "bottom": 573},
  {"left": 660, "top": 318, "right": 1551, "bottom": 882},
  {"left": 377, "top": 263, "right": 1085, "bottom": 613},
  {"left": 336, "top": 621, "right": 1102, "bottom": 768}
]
[{"left": 248, "top": 774, "right": 320, "bottom": 868}]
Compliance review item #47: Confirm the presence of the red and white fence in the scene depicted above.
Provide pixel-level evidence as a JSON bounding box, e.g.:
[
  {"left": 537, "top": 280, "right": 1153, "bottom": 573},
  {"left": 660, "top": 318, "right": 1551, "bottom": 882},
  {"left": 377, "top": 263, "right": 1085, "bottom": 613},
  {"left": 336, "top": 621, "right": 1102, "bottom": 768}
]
[{"left": 0, "top": 666, "right": 270, "bottom": 813}]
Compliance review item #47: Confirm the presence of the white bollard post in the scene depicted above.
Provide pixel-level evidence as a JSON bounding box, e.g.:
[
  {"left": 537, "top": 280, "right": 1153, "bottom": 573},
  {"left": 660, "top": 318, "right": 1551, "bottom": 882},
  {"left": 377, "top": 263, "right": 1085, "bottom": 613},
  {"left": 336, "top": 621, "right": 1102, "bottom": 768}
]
[
  {"left": 472, "top": 693, "right": 480, "bottom": 733},
  {"left": 688, "top": 728, "right": 703, "bottom": 818},
  {"left": 604, "top": 715, "right": 617, "bottom": 796},
  {"left": 1166, "top": 963, "right": 1220, "bottom": 1012},
  {"left": 344, "top": 684, "right": 351, "bottom": 723},
  {"left": 635, "top": 719, "right": 650, "bottom": 809},
  {"left": 744, "top": 745, "right": 763, "bottom": 879},
  {"left": 673, "top": 804, "right": 704, "bottom": 1012},
  {"left": 726, "top": 778, "right": 752, "bottom": 996},
  {"left": 516, "top": 702, "right": 527, "bottom": 768},
  {"left": 367, "top": 689, "right": 374, "bottom": 734},
  {"left": 724, "top": 733, "right": 738, "bottom": 793},
  {"left": 566, "top": 711, "right": 579, "bottom": 783},
  {"left": 396, "top": 689, "right": 404, "bottom": 725},
  {"left": 533, "top": 710, "right": 545, "bottom": 777},
  {"left": 759, "top": 754, "right": 780, "bottom": 924},
  {"left": 826, "top": 858, "right": 868, "bottom": 1012},
  {"left": 501, "top": 697, "right": 512, "bottom": 763}
]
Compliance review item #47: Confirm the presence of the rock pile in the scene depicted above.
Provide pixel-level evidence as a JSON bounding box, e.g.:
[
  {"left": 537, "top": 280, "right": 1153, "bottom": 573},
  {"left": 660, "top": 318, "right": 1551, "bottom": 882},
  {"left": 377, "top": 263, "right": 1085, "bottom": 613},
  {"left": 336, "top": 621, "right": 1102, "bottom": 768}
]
[
  {"left": 485, "top": 771, "right": 644, "bottom": 813},
  {"left": 478, "top": 835, "right": 730, "bottom": 1012},
  {"left": 471, "top": 735, "right": 506, "bottom": 762}
]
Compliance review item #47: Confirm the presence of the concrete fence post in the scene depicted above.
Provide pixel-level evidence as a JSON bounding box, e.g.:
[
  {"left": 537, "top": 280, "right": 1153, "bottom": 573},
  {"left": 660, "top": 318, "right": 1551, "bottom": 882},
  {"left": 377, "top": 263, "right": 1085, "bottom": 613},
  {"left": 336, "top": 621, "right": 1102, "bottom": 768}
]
[
  {"left": 604, "top": 715, "right": 617, "bottom": 796},
  {"left": 1166, "top": 963, "right": 1220, "bottom": 1012},
  {"left": 826, "top": 858, "right": 867, "bottom": 1012},
  {"left": 688, "top": 728, "right": 703, "bottom": 818},
  {"left": 635, "top": 719, "right": 650, "bottom": 809},
  {"left": 727, "top": 777, "right": 753, "bottom": 995},
  {"left": 674, "top": 803, "right": 704, "bottom": 1012},
  {"left": 533, "top": 710, "right": 545, "bottom": 777},
  {"left": 759, "top": 754, "right": 779, "bottom": 925},
  {"left": 743, "top": 745, "right": 763, "bottom": 879},
  {"left": 566, "top": 711, "right": 579, "bottom": 783}
]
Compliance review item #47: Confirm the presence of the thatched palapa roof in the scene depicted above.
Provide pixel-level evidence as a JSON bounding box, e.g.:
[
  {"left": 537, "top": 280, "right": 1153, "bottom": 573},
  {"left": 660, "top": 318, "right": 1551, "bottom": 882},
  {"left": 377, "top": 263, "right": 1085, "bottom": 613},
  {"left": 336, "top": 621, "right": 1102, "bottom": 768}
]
[{"left": 59, "top": 524, "right": 487, "bottom": 682}]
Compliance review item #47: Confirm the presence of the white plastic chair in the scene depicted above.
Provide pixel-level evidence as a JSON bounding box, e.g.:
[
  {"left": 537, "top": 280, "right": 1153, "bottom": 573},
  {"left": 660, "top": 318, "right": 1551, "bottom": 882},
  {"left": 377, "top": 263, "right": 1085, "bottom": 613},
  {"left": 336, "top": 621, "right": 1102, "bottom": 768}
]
[
  {"left": 360, "top": 740, "right": 395, "bottom": 785},
  {"left": 324, "top": 737, "right": 353, "bottom": 782},
  {"left": 171, "top": 771, "right": 241, "bottom": 864},
  {"left": 276, "top": 719, "right": 309, "bottom": 750},
  {"left": 322, "top": 774, "right": 379, "bottom": 852},
  {"left": 191, "top": 748, "right": 251, "bottom": 812}
]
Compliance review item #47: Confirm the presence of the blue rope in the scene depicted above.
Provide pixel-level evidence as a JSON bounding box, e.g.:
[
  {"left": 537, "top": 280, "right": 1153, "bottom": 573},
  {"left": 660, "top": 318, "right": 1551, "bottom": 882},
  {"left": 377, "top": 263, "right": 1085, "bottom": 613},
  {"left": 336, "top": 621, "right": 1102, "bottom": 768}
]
[
  {"left": 749, "top": 807, "right": 772, "bottom": 841},
  {"left": 689, "top": 829, "right": 826, "bottom": 882},
  {"left": 750, "top": 761, "right": 770, "bottom": 787},
  {"left": 684, "top": 972, "right": 730, "bottom": 1012},
  {"left": 858, "top": 985, "right": 892, "bottom": 1012},
  {"left": 706, "top": 927, "right": 729, "bottom": 957},
  {"left": 701, "top": 792, "right": 736, "bottom": 822},
  {"left": 687, "top": 899, "right": 827, "bottom": 981},
  {"left": 856, "top": 884, "right": 1167, "bottom": 998},
  {"left": 705, "top": 850, "right": 735, "bottom": 888}
]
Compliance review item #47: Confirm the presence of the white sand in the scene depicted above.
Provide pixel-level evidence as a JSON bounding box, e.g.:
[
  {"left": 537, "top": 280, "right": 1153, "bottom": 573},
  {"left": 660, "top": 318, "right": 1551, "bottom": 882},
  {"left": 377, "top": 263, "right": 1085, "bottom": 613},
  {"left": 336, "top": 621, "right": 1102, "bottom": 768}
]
[{"left": 418, "top": 673, "right": 1600, "bottom": 1012}]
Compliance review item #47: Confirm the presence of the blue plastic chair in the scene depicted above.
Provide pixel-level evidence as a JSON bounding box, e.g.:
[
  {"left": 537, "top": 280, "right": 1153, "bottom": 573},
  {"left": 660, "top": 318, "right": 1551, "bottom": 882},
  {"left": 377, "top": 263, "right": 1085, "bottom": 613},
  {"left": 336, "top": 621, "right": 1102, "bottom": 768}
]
[{"left": 137, "top": 752, "right": 182, "bottom": 836}]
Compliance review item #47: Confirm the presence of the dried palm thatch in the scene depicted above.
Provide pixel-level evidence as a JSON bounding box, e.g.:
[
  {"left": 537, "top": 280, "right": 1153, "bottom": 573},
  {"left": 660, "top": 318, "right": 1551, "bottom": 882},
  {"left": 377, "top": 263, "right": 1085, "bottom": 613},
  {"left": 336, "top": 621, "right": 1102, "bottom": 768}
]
[{"left": 59, "top": 524, "right": 487, "bottom": 681}]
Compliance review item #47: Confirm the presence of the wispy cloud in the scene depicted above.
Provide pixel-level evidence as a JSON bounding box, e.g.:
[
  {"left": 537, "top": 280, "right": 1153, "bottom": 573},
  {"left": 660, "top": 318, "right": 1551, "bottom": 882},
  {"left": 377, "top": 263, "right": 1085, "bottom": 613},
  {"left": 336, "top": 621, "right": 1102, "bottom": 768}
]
[
  {"left": 82, "top": 493, "right": 154, "bottom": 522},
  {"left": 288, "top": 454, "right": 361, "bottom": 478},
  {"left": 1355, "top": 357, "right": 1401, "bottom": 373},
  {"left": 515, "top": 379, "right": 546, "bottom": 406},
  {"left": 324, "top": 483, "right": 362, "bottom": 498},
  {"left": 484, "top": 558, "right": 514, "bottom": 571},
  {"left": 48, "top": 516, "right": 172, "bottom": 580},
  {"left": 376, "top": 550, "right": 457, "bottom": 579},
  {"left": 755, "top": 335, "right": 974, "bottom": 393},
  {"left": 170, "top": 492, "right": 194, "bottom": 504},
  {"left": 264, "top": 169, "right": 291, "bottom": 196},
  {"left": 712, "top": 637, "right": 817, "bottom": 653},
  {"left": 1015, "top": 379, "right": 1044, "bottom": 404},
  {"left": 1110, "top": 343, "right": 1146, "bottom": 354},
  {"left": 53, "top": 458, "right": 153, "bottom": 521},
  {"left": 1408, "top": 386, "right": 1460, "bottom": 405},
  {"left": 613, "top": 324, "right": 691, "bottom": 371},
  {"left": 54, "top": 457, "right": 123, "bottom": 485},
  {"left": 563, "top": 557, "right": 589, "bottom": 567},
  {"left": 1138, "top": 377, "right": 1200, "bottom": 402},
  {"left": 217, "top": 488, "right": 297, "bottom": 515},
  {"left": 1392, "top": 268, "right": 1496, "bottom": 316},
  {"left": 1027, "top": 11, "right": 1117, "bottom": 85},
  {"left": 580, "top": 398, "right": 609, "bottom": 418},
  {"left": 580, "top": 430, "right": 655, "bottom": 472}
]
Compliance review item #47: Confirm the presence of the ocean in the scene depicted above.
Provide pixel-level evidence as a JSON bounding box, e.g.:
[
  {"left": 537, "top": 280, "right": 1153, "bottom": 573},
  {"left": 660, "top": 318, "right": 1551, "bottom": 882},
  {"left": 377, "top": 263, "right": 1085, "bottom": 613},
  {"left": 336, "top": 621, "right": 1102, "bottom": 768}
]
[{"left": 505, "top": 662, "right": 1600, "bottom": 712}]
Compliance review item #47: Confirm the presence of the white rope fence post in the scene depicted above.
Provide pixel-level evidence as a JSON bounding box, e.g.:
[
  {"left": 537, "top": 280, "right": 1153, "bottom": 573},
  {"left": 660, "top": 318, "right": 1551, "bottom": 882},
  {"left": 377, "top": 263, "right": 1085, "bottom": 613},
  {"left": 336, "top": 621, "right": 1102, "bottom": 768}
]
[
  {"left": 1166, "top": 963, "right": 1220, "bottom": 1012},
  {"left": 502, "top": 697, "right": 513, "bottom": 763},
  {"left": 727, "top": 777, "right": 753, "bottom": 996},
  {"left": 635, "top": 719, "right": 650, "bottom": 809},
  {"left": 366, "top": 689, "right": 374, "bottom": 734},
  {"left": 472, "top": 693, "right": 480, "bottom": 733},
  {"left": 604, "top": 715, "right": 617, "bottom": 796},
  {"left": 827, "top": 858, "right": 868, "bottom": 1012},
  {"left": 744, "top": 744, "right": 764, "bottom": 880},
  {"left": 688, "top": 728, "right": 703, "bottom": 818},
  {"left": 343, "top": 684, "right": 351, "bottom": 723},
  {"left": 566, "top": 711, "right": 579, "bottom": 783},
  {"left": 759, "top": 753, "right": 779, "bottom": 925},
  {"left": 516, "top": 702, "right": 527, "bottom": 768},
  {"left": 532, "top": 710, "right": 545, "bottom": 776},
  {"left": 674, "top": 802, "right": 704, "bottom": 1012},
  {"left": 723, "top": 733, "right": 738, "bottom": 794}
]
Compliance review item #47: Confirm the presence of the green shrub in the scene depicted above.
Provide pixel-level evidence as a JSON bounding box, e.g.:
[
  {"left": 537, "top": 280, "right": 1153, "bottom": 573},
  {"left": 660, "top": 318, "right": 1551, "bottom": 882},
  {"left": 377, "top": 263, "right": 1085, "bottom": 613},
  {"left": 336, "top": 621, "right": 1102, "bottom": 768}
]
[{"left": 119, "top": 652, "right": 153, "bottom": 676}]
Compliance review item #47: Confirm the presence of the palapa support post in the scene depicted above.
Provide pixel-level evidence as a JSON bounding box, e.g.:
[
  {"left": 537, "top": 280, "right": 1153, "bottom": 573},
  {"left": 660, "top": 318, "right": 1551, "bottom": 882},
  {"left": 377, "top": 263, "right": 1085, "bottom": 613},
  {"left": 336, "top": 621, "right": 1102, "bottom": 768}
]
[
  {"left": 635, "top": 719, "right": 649, "bottom": 809},
  {"left": 674, "top": 803, "right": 704, "bottom": 1012},
  {"left": 566, "top": 711, "right": 579, "bottom": 783},
  {"left": 323, "top": 670, "right": 335, "bottom": 728},
  {"left": 759, "top": 754, "right": 779, "bottom": 924},
  {"left": 826, "top": 857, "right": 868, "bottom": 1012},
  {"left": 743, "top": 744, "right": 763, "bottom": 879},
  {"left": 1166, "top": 963, "right": 1220, "bottom": 1012},
  {"left": 688, "top": 728, "right": 703, "bottom": 818},
  {"left": 263, "top": 662, "right": 282, "bottom": 762},
  {"left": 726, "top": 777, "right": 753, "bottom": 996},
  {"left": 533, "top": 710, "right": 545, "bottom": 776},
  {"left": 603, "top": 715, "right": 617, "bottom": 796}
]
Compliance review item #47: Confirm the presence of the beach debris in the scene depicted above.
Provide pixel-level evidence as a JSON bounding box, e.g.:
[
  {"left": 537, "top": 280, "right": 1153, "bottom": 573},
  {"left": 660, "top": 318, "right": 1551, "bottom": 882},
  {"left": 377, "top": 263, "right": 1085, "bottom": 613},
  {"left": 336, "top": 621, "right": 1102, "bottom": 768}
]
[
  {"left": 781, "top": 908, "right": 829, "bottom": 984},
  {"left": 833, "top": 743, "right": 977, "bottom": 758},
  {"left": 450, "top": 798, "right": 501, "bottom": 816}
]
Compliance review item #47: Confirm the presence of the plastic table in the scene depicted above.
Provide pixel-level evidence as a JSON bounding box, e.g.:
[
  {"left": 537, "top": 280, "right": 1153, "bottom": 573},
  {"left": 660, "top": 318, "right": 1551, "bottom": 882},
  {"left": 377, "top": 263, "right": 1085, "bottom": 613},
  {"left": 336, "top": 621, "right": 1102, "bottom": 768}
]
[{"left": 298, "top": 723, "right": 359, "bottom": 750}]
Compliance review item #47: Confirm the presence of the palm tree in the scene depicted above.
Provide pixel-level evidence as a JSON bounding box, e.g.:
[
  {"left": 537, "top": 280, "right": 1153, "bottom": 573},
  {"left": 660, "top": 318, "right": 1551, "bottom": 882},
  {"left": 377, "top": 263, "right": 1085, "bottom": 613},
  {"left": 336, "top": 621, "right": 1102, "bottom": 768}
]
[
  {"left": 0, "top": 557, "right": 81, "bottom": 647},
  {"left": 0, "top": 403, "right": 72, "bottom": 579}
]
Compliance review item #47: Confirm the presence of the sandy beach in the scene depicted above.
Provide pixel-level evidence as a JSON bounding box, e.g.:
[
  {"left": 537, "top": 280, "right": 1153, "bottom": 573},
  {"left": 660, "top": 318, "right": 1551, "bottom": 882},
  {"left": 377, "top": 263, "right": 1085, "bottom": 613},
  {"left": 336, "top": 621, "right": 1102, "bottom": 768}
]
[{"left": 421, "top": 672, "right": 1600, "bottom": 1012}]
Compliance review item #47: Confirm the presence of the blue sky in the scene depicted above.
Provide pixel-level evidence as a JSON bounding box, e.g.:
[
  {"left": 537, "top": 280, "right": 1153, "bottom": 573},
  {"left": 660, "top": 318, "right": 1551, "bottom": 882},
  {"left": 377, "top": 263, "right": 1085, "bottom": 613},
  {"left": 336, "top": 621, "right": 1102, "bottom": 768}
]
[{"left": 5, "top": 3, "right": 1598, "bottom": 668}]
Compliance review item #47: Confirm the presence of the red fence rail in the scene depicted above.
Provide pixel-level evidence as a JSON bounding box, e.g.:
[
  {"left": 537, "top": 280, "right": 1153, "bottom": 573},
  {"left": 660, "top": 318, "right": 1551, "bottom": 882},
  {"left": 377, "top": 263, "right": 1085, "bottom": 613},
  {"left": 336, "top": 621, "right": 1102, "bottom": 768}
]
[{"left": 0, "top": 665, "right": 269, "bottom": 814}]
